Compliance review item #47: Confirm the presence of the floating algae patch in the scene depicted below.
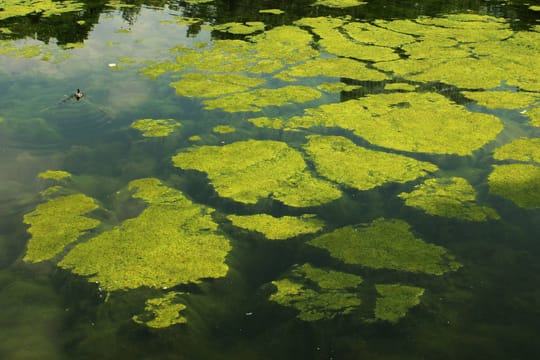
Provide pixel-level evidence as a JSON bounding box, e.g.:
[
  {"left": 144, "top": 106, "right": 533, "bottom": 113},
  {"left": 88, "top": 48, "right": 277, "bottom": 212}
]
[
  {"left": 0, "top": 0, "right": 84, "bottom": 20},
  {"left": 488, "top": 164, "right": 540, "bottom": 209},
  {"left": 295, "top": 17, "right": 399, "bottom": 62},
  {"left": 172, "top": 140, "right": 341, "bottom": 207},
  {"left": 288, "top": 92, "right": 503, "bottom": 155},
  {"left": 342, "top": 22, "right": 416, "bottom": 48},
  {"left": 375, "top": 15, "right": 540, "bottom": 91},
  {"left": 170, "top": 73, "right": 266, "bottom": 98},
  {"left": 259, "top": 9, "right": 284, "bottom": 15},
  {"left": 213, "top": 125, "right": 236, "bottom": 134},
  {"left": 384, "top": 83, "right": 418, "bottom": 91},
  {"left": 276, "top": 57, "right": 388, "bottom": 82},
  {"left": 527, "top": 107, "right": 540, "bottom": 127},
  {"left": 248, "top": 116, "right": 285, "bottom": 129},
  {"left": 398, "top": 177, "right": 500, "bottom": 221},
  {"left": 133, "top": 292, "right": 188, "bottom": 328},
  {"left": 462, "top": 91, "right": 539, "bottom": 110},
  {"left": 303, "top": 135, "right": 438, "bottom": 191},
  {"left": 269, "top": 263, "right": 363, "bottom": 321},
  {"left": 308, "top": 218, "right": 461, "bottom": 275},
  {"left": 493, "top": 138, "right": 540, "bottom": 164},
  {"left": 213, "top": 22, "right": 265, "bottom": 35},
  {"left": 313, "top": 0, "right": 366, "bottom": 7},
  {"left": 317, "top": 82, "right": 361, "bottom": 93},
  {"left": 58, "top": 178, "right": 231, "bottom": 290},
  {"left": 23, "top": 194, "right": 100, "bottom": 263},
  {"left": 227, "top": 214, "right": 324, "bottom": 240},
  {"left": 374, "top": 284, "right": 424, "bottom": 323},
  {"left": 131, "top": 119, "right": 181, "bottom": 137},
  {"left": 38, "top": 170, "right": 72, "bottom": 181},
  {"left": 202, "top": 86, "right": 321, "bottom": 112}
]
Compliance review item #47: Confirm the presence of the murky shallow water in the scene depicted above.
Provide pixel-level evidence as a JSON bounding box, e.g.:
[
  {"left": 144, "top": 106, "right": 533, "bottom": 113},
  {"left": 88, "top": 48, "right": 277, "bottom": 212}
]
[{"left": 1, "top": 0, "right": 540, "bottom": 359}]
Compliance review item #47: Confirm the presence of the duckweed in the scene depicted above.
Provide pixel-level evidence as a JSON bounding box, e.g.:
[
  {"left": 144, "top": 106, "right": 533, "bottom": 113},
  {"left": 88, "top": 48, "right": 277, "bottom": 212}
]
[
  {"left": 303, "top": 135, "right": 438, "bottom": 191},
  {"left": 227, "top": 214, "right": 324, "bottom": 240},
  {"left": 172, "top": 140, "right": 341, "bottom": 207},
  {"left": 398, "top": 177, "right": 500, "bottom": 221},
  {"left": 308, "top": 218, "right": 461, "bottom": 275}
]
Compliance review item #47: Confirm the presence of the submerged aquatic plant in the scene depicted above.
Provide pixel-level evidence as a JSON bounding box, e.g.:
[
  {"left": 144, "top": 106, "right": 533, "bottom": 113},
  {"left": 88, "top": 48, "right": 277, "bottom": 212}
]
[
  {"left": 172, "top": 140, "right": 342, "bottom": 207},
  {"left": 269, "top": 263, "right": 363, "bottom": 321},
  {"left": 308, "top": 218, "right": 461, "bottom": 275},
  {"left": 303, "top": 135, "right": 438, "bottom": 191},
  {"left": 227, "top": 214, "right": 324, "bottom": 240},
  {"left": 398, "top": 177, "right": 500, "bottom": 221}
]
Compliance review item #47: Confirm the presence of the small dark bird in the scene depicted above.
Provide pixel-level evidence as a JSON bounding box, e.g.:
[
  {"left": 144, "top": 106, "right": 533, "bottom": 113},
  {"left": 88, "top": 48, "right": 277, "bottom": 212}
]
[{"left": 74, "top": 88, "right": 83, "bottom": 100}]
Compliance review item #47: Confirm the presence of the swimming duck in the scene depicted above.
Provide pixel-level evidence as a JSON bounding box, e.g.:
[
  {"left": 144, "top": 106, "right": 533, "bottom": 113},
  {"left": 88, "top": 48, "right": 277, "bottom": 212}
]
[{"left": 75, "top": 88, "right": 83, "bottom": 100}]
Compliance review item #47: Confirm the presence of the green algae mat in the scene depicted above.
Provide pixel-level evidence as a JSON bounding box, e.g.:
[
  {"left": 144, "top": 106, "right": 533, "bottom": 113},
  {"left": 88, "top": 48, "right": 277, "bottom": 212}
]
[{"left": 2, "top": 1, "right": 540, "bottom": 359}]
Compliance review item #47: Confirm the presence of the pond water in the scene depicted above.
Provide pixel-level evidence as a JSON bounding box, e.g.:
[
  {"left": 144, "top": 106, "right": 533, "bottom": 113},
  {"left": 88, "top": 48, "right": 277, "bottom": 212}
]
[{"left": 1, "top": 0, "right": 540, "bottom": 359}]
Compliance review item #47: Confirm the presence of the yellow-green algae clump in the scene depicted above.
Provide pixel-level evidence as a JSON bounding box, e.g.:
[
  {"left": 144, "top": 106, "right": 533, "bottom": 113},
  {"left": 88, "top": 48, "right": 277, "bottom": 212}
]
[
  {"left": 463, "top": 91, "right": 539, "bottom": 110},
  {"left": 131, "top": 119, "right": 181, "bottom": 137},
  {"left": 213, "top": 125, "right": 236, "bottom": 134},
  {"left": 374, "top": 284, "right": 425, "bottom": 323},
  {"left": 213, "top": 22, "right": 265, "bottom": 35},
  {"left": 294, "top": 17, "right": 405, "bottom": 62},
  {"left": 398, "top": 177, "right": 500, "bottom": 221},
  {"left": 0, "top": 0, "right": 84, "bottom": 20},
  {"left": 308, "top": 218, "right": 461, "bottom": 275},
  {"left": 493, "top": 138, "right": 540, "bottom": 164},
  {"left": 132, "top": 292, "right": 187, "bottom": 328},
  {"left": 172, "top": 140, "right": 342, "bottom": 207},
  {"left": 303, "top": 135, "right": 438, "bottom": 191},
  {"left": 488, "top": 164, "right": 540, "bottom": 209},
  {"left": 287, "top": 92, "right": 503, "bottom": 155},
  {"left": 23, "top": 194, "right": 100, "bottom": 263},
  {"left": 38, "top": 170, "right": 72, "bottom": 181},
  {"left": 202, "top": 86, "right": 321, "bottom": 112},
  {"left": 528, "top": 107, "right": 540, "bottom": 127},
  {"left": 269, "top": 263, "right": 363, "bottom": 321},
  {"left": 375, "top": 15, "right": 539, "bottom": 91},
  {"left": 170, "top": 73, "right": 266, "bottom": 98},
  {"left": 57, "top": 178, "right": 231, "bottom": 290},
  {"left": 313, "top": 0, "right": 366, "bottom": 7},
  {"left": 277, "top": 57, "right": 388, "bottom": 82},
  {"left": 227, "top": 214, "right": 324, "bottom": 240}
]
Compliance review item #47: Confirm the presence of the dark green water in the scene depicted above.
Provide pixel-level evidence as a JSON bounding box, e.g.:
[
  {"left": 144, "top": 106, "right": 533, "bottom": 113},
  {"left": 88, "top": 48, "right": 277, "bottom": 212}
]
[{"left": 1, "top": 0, "right": 540, "bottom": 359}]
